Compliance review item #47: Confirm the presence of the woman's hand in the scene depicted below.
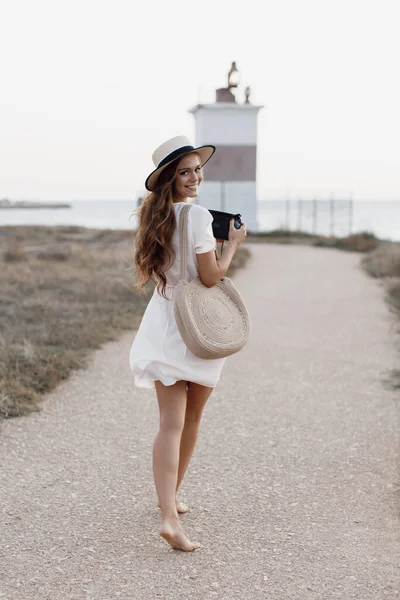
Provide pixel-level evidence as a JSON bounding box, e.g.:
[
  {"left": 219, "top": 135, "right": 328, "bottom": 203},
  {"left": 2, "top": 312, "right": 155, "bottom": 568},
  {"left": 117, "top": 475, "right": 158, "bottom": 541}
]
[{"left": 227, "top": 218, "right": 247, "bottom": 248}]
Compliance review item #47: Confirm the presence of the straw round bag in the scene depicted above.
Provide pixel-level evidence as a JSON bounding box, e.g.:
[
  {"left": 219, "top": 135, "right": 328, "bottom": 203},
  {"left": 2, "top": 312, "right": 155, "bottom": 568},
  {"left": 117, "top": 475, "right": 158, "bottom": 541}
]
[{"left": 173, "top": 204, "right": 251, "bottom": 360}]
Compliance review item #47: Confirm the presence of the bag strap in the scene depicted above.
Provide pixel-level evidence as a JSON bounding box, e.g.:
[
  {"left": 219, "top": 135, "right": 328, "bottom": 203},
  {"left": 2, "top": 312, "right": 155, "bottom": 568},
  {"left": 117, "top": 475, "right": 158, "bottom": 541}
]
[{"left": 178, "top": 203, "right": 192, "bottom": 282}]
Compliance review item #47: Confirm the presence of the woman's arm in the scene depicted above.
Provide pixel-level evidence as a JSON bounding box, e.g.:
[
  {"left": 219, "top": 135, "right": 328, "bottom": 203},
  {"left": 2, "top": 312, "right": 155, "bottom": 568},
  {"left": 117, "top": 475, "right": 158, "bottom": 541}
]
[{"left": 196, "top": 219, "right": 247, "bottom": 288}]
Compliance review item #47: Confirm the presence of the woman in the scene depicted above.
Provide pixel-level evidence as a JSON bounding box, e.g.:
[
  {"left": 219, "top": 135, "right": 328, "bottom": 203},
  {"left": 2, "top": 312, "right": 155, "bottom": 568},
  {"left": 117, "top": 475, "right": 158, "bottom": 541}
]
[{"left": 130, "top": 136, "right": 247, "bottom": 551}]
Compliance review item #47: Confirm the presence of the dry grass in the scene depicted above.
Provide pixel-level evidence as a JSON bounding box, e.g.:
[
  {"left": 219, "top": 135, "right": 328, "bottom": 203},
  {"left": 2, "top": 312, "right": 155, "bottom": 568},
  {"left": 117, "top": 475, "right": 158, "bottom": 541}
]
[
  {"left": 313, "top": 231, "right": 380, "bottom": 252},
  {"left": 0, "top": 226, "right": 147, "bottom": 420},
  {"left": 361, "top": 241, "right": 400, "bottom": 390},
  {"left": 360, "top": 242, "right": 400, "bottom": 279},
  {"left": 247, "top": 229, "right": 319, "bottom": 245},
  {"left": 247, "top": 229, "right": 381, "bottom": 252},
  {"left": 361, "top": 242, "right": 400, "bottom": 316},
  {"left": 0, "top": 226, "right": 250, "bottom": 420}
]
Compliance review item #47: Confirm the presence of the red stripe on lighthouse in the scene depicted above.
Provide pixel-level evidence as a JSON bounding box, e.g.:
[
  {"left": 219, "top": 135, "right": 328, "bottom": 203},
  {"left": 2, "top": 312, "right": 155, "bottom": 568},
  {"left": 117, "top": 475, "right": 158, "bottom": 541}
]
[{"left": 203, "top": 146, "right": 257, "bottom": 181}]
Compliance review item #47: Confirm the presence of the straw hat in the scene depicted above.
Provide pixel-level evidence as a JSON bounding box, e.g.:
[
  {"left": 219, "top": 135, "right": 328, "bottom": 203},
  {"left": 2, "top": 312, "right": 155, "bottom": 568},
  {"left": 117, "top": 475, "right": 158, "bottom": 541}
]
[{"left": 145, "top": 135, "right": 215, "bottom": 191}]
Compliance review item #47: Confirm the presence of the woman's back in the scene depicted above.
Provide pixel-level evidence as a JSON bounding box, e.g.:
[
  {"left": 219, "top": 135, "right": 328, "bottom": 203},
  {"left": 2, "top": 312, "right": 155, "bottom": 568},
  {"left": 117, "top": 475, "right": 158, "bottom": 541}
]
[
  {"left": 130, "top": 200, "right": 225, "bottom": 390},
  {"left": 163, "top": 202, "right": 216, "bottom": 287}
]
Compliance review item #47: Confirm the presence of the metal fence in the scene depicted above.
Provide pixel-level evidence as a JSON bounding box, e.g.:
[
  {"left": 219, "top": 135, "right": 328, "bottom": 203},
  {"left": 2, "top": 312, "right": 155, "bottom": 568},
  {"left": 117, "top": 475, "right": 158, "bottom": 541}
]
[{"left": 258, "top": 198, "right": 355, "bottom": 238}]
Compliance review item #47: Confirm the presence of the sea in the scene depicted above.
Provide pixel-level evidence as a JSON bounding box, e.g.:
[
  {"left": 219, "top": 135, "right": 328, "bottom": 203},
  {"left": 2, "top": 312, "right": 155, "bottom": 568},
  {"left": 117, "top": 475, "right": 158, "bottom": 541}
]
[{"left": 0, "top": 199, "right": 399, "bottom": 242}]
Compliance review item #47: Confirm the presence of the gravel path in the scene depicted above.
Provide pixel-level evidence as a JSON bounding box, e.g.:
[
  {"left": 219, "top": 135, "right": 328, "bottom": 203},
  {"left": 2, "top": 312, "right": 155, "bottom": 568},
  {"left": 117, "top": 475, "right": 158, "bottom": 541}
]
[{"left": 1, "top": 244, "right": 399, "bottom": 600}]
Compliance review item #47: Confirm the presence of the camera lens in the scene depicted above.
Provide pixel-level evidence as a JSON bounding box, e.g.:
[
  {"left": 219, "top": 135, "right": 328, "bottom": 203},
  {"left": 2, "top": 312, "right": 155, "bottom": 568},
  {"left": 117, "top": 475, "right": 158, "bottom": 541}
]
[{"left": 233, "top": 214, "right": 241, "bottom": 230}]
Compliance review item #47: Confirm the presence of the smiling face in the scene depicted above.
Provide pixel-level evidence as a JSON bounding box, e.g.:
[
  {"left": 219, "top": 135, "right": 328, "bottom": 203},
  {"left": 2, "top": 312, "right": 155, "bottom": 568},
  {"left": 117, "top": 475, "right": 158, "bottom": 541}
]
[{"left": 173, "top": 153, "right": 203, "bottom": 201}]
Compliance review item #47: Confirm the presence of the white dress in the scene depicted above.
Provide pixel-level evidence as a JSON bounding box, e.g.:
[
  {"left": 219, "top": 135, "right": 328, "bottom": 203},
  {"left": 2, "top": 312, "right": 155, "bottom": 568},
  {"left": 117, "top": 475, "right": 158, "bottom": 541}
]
[{"left": 129, "top": 202, "right": 226, "bottom": 388}]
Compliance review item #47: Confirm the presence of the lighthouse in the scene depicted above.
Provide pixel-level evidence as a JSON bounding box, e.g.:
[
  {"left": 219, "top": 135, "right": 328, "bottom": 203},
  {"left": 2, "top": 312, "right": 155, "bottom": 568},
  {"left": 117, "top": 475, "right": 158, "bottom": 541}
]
[{"left": 189, "top": 62, "right": 264, "bottom": 231}]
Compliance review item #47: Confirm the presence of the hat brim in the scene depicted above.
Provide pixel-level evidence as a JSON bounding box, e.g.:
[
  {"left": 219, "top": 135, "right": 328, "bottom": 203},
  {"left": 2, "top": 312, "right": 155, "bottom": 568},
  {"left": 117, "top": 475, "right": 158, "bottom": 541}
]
[{"left": 145, "top": 145, "right": 215, "bottom": 192}]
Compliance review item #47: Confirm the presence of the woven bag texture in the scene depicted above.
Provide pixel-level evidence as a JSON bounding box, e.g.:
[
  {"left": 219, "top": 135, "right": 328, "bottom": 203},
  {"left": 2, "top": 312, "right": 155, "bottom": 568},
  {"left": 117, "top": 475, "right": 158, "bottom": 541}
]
[{"left": 173, "top": 204, "right": 251, "bottom": 360}]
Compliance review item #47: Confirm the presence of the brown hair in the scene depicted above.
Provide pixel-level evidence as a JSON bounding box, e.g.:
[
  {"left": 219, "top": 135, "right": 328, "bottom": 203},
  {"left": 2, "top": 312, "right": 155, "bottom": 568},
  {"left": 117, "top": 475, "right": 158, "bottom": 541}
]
[{"left": 132, "top": 159, "right": 181, "bottom": 299}]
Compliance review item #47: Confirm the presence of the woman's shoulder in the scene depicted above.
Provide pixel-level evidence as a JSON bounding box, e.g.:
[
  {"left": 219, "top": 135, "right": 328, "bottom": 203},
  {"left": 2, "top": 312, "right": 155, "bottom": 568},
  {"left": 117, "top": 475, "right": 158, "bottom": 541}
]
[
  {"left": 189, "top": 203, "right": 210, "bottom": 213},
  {"left": 188, "top": 203, "right": 213, "bottom": 219}
]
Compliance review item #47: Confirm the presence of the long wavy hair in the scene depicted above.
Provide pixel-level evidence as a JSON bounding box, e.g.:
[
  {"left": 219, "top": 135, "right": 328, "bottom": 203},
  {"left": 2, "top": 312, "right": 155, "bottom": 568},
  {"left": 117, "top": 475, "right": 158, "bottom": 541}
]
[{"left": 132, "top": 157, "right": 185, "bottom": 299}]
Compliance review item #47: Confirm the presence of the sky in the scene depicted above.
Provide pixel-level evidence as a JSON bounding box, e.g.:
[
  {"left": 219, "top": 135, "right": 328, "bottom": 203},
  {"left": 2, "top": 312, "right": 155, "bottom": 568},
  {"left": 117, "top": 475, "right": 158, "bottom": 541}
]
[{"left": 0, "top": 0, "right": 399, "bottom": 202}]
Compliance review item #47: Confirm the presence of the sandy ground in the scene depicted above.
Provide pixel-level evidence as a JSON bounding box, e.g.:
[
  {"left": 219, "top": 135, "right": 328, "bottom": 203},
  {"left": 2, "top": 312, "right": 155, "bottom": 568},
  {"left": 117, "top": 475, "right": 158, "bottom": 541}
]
[{"left": 1, "top": 243, "right": 399, "bottom": 600}]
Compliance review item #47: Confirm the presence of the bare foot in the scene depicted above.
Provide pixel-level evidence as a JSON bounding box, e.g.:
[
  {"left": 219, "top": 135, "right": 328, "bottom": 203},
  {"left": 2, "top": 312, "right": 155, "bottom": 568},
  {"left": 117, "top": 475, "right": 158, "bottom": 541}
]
[
  {"left": 160, "top": 517, "right": 201, "bottom": 552},
  {"left": 157, "top": 498, "right": 189, "bottom": 514}
]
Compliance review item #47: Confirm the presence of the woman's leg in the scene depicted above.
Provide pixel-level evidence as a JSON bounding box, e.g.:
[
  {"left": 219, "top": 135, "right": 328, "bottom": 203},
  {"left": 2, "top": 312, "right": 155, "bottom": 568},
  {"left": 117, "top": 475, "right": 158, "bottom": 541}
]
[
  {"left": 176, "top": 382, "right": 214, "bottom": 494},
  {"left": 153, "top": 380, "right": 200, "bottom": 551}
]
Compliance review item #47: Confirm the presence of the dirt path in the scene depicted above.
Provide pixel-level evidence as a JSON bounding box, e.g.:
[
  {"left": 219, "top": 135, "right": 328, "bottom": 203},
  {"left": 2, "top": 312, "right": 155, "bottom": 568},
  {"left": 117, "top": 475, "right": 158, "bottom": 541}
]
[{"left": 1, "top": 244, "right": 399, "bottom": 600}]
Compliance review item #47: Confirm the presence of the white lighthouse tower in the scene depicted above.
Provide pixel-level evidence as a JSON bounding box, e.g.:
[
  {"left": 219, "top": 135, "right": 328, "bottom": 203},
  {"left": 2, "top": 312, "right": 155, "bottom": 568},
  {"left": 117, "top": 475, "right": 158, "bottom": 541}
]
[{"left": 189, "top": 62, "right": 264, "bottom": 231}]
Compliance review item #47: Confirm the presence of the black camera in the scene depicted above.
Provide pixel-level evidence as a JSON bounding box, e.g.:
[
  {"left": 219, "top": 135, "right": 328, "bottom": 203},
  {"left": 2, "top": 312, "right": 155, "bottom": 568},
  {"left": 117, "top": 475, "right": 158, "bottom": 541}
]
[{"left": 208, "top": 210, "right": 243, "bottom": 241}]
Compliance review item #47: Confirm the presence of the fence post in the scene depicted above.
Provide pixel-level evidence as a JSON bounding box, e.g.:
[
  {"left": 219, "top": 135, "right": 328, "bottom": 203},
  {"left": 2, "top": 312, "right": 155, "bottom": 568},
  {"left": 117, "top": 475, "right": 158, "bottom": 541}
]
[
  {"left": 297, "top": 198, "right": 303, "bottom": 232},
  {"left": 330, "top": 195, "right": 335, "bottom": 237},
  {"left": 312, "top": 197, "right": 317, "bottom": 235},
  {"left": 348, "top": 192, "right": 353, "bottom": 236},
  {"left": 285, "top": 195, "right": 290, "bottom": 231}
]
